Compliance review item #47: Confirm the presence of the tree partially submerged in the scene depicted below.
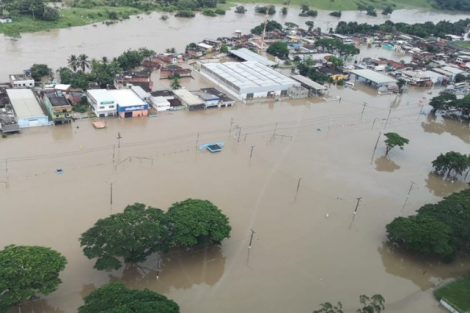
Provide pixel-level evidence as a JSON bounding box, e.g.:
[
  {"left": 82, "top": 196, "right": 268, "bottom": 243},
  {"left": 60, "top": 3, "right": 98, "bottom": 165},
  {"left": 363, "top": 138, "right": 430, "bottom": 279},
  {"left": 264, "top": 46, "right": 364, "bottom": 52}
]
[
  {"left": 78, "top": 282, "right": 179, "bottom": 313},
  {"left": 267, "top": 41, "right": 289, "bottom": 60},
  {"left": 80, "top": 203, "right": 168, "bottom": 270},
  {"left": 0, "top": 245, "right": 67, "bottom": 313},
  {"left": 386, "top": 215, "right": 453, "bottom": 258},
  {"left": 313, "top": 294, "right": 385, "bottom": 313},
  {"left": 386, "top": 189, "right": 470, "bottom": 261},
  {"left": 432, "top": 151, "right": 470, "bottom": 178},
  {"left": 384, "top": 132, "right": 409, "bottom": 156},
  {"left": 165, "top": 199, "right": 231, "bottom": 247}
]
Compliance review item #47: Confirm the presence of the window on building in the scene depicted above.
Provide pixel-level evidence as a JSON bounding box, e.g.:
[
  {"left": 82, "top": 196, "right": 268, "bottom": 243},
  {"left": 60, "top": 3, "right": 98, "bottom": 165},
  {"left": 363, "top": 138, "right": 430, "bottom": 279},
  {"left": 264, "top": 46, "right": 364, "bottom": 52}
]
[
  {"left": 109, "top": 106, "right": 115, "bottom": 109},
  {"left": 99, "top": 106, "right": 105, "bottom": 109}
]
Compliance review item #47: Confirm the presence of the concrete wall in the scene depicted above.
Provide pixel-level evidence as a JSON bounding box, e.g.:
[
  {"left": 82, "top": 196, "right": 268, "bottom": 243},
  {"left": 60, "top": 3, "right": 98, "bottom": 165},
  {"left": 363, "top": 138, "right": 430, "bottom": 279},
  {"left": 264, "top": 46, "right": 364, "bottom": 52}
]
[{"left": 18, "top": 116, "right": 50, "bottom": 128}]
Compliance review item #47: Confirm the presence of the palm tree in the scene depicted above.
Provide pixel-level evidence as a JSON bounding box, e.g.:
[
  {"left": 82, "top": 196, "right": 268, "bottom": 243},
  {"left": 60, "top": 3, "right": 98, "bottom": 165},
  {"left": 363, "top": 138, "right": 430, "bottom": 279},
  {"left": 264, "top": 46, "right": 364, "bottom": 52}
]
[
  {"left": 170, "top": 75, "right": 181, "bottom": 90},
  {"left": 101, "top": 56, "right": 109, "bottom": 65},
  {"left": 68, "top": 54, "right": 79, "bottom": 72},
  {"left": 108, "top": 60, "right": 122, "bottom": 76},
  {"left": 78, "top": 54, "right": 90, "bottom": 72}
]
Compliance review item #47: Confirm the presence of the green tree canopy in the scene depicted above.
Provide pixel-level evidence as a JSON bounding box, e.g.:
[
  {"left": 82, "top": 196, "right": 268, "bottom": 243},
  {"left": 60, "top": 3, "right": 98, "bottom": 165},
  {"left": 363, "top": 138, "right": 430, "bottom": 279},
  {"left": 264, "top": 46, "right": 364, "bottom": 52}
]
[
  {"left": 382, "top": 6, "right": 393, "bottom": 15},
  {"left": 383, "top": 132, "right": 409, "bottom": 156},
  {"left": 78, "top": 283, "right": 179, "bottom": 313},
  {"left": 250, "top": 20, "right": 283, "bottom": 35},
  {"left": 314, "top": 38, "right": 359, "bottom": 57},
  {"left": 0, "top": 245, "right": 67, "bottom": 313},
  {"left": 267, "top": 41, "right": 289, "bottom": 59},
  {"left": 417, "top": 189, "right": 470, "bottom": 255},
  {"left": 30, "top": 63, "right": 52, "bottom": 81},
  {"left": 165, "top": 199, "right": 231, "bottom": 247},
  {"left": 220, "top": 44, "right": 229, "bottom": 53},
  {"left": 327, "top": 55, "right": 343, "bottom": 67},
  {"left": 79, "top": 203, "right": 168, "bottom": 270},
  {"left": 386, "top": 215, "right": 453, "bottom": 258},
  {"left": 313, "top": 295, "right": 385, "bottom": 313},
  {"left": 235, "top": 5, "right": 246, "bottom": 13},
  {"left": 429, "top": 93, "right": 457, "bottom": 113},
  {"left": 170, "top": 75, "right": 181, "bottom": 90},
  {"left": 432, "top": 151, "right": 470, "bottom": 178}
]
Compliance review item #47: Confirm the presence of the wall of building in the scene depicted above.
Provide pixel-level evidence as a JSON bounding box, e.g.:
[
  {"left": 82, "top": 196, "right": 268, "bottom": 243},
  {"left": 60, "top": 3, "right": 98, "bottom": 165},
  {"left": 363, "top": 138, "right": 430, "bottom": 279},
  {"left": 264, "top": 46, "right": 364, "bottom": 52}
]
[
  {"left": 18, "top": 116, "right": 50, "bottom": 128},
  {"left": 118, "top": 110, "right": 148, "bottom": 118},
  {"left": 11, "top": 80, "right": 34, "bottom": 88}
]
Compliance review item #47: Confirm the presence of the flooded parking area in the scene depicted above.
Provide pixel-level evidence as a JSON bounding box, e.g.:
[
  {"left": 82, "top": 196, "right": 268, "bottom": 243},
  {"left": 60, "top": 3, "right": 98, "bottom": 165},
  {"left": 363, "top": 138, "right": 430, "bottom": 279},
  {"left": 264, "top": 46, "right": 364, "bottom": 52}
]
[{"left": 1, "top": 78, "right": 470, "bottom": 313}]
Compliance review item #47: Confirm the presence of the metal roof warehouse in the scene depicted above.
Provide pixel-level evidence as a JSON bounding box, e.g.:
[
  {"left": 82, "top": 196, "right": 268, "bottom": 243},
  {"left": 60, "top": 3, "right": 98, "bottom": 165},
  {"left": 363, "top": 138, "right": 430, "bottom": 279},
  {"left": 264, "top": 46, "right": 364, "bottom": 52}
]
[
  {"left": 229, "top": 48, "right": 277, "bottom": 67},
  {"left": 200, "top": 61, "right": 299, "bottom": 100},
  {"left": 350, "top": 69, "right": 397, "bottom": 88},
  {"left": 6, "top": 89, "right": 49, "bottom": 128}
]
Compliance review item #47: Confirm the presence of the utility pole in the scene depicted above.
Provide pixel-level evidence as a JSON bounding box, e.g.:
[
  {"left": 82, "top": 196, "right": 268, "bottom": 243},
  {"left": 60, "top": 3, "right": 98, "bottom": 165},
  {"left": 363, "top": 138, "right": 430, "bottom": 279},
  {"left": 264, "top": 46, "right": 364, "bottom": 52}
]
[
  {"left": 5, "top": 159, "right": 9, "bottom": 188},
  {"left": 110, "top": 183, "right": 113, "bottom": 205},
  {"left": 250, "top": 146, "right": 255, "bottom": 158},
  {"left": 384, "top": 108, "right": 392, "bottom": 129},
  {"left": 401, "top": 181, "right": 415, "bottom": 211},
  {"left": 248, "top": 229, "right": 255, "bottom": 249},
  {"left": 117, "top": 132, "right": 122, "bottom": 149},
  {"left": 354, "top": 197, "right": 362, "bottom": 214},
  {"left": 370, "top": 131, "right": 382, "bottom": 165},
  {"left": 112, "top": 145, "right": 116, "bottom": 167},
  {"left": 237, "top": 127, "right": 242, "bottom": 142},
  {"left": 196, "top": 132, "right": 200, "bottom": 147},
  {"left": 361, "top": 102, "right": 367, "bottom": 120},
  {"left": 229, "top": 118, "right": 234, "bottom": 133},
  {"left": 296, "top": 178, "right": 302, "bottom": 192}
]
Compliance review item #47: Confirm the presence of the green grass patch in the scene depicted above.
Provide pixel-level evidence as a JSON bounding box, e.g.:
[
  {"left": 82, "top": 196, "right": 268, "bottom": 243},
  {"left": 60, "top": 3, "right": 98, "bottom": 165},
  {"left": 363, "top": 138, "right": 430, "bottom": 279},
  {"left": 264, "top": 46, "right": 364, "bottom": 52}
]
[
  {"left": 454, "top": 41, "right": 470, "bottom": 49},
  {"left": 227, "top": 0, "right": 432, "bottom": 11},
  {"left": 0, "top": 6, "right": 142, "bottom": 36},
  {"left": 434, "top": 275, "right": 470, "bottom": 312}
]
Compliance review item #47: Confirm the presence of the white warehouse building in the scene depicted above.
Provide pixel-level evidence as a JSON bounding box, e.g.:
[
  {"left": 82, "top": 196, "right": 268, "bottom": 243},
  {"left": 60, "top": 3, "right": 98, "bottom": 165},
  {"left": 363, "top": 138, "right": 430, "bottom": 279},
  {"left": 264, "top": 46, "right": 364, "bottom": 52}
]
[{"left": 200, "top": 61, "right": 300, "bottom": 100}]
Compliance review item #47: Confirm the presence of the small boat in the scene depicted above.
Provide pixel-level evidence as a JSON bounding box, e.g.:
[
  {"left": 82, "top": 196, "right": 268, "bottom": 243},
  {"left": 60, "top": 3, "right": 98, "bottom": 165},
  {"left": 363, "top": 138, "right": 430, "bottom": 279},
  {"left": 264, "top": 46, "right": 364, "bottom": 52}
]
[{"left": 199, "top": 142, "right": 225, "bottom": 153}]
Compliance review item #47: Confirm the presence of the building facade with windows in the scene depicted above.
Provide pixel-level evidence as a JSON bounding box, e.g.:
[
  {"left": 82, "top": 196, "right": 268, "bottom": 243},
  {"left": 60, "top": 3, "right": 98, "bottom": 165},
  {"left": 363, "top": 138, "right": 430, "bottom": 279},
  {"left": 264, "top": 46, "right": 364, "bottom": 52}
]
[{"left": 87, "top": 89, "right": 117, "bottom": 117}]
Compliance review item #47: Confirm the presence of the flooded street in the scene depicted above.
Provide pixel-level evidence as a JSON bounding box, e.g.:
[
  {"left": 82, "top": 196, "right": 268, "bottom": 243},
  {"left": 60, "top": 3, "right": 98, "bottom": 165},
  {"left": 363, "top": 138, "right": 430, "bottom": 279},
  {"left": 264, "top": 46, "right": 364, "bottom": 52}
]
[
  {"left": 2, "top": 69, "right": 470, "bottom": 313},
  {"left": 1, "top": 4, "right": 470, "bottom": 78}
]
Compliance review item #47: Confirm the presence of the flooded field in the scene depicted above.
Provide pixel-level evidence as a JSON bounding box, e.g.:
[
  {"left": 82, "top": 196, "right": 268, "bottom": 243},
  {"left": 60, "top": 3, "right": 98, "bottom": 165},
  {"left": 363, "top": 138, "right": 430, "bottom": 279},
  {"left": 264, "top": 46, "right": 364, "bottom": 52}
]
[
  {"left": 1, "top": 4, "right": 470, "bottom": 78},
  {"left": 2, "top": 71, "right": 470, "bottom": 313}
]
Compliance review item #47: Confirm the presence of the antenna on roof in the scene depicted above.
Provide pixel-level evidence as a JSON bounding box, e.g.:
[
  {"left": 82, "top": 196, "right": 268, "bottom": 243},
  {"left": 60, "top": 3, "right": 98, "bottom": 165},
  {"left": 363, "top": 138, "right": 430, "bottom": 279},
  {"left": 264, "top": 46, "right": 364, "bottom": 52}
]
[{"left": 259, "top": 16, "right": 268, "bottom": 54}]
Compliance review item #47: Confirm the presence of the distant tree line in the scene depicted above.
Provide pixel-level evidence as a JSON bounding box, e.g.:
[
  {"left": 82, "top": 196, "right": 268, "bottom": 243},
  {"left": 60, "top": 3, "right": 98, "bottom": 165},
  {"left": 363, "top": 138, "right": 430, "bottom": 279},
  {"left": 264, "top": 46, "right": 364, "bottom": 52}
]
[
  {"left": 2, "top": 0, "right": 60, "bottom": 21},
  {"left": 435, "top": 0, "right": 470, "bottom": 12},
  {"left": 335, "top": 19, "right": 470, "bottom": 38},
  {"left": 57, "top": 47, "right": 155, "bottom": 89},
  {"left": 250, "top": 20, "right": 283, "bottom": 35}
]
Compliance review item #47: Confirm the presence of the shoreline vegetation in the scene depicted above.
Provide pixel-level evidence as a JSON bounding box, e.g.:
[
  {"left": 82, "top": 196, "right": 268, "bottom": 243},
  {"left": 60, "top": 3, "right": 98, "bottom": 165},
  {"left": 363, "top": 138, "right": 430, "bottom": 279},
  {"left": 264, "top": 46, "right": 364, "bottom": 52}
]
[{"left": 0, "top": 0, "right": 465, "bottom": 37}]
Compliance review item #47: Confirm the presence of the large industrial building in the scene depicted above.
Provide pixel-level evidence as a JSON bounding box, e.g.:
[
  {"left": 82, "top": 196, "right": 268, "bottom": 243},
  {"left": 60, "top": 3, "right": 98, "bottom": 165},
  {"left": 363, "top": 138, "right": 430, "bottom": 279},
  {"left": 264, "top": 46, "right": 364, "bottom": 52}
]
[
  {"left": 6, "top": 89, "right": 49, "bottom": 128},
  {"left": 200, "top": 61, "right": 300, "bottom": 100}
]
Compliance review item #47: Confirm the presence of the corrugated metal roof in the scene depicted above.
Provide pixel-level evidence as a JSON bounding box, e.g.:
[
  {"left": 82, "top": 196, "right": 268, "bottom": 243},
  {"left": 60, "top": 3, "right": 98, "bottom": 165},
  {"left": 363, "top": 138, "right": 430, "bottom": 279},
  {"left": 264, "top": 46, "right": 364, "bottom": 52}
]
[
  {"left": 351, "top": 69, "right": 397, "bottom": 84},
  {"left": 229, "top": 48, "right": 277, "bottom": 67},
  {"left": 202, "top": 62, "right": 298, "bottom": 90},
  {"left": 290, "top": 75, "right": 327, "bottom": 90},
  {"left": 172, "top": 89, "right": 205, "bottom": 106},
  {"left": 6, "top": 89, "right": 46, "bottom": 119}
]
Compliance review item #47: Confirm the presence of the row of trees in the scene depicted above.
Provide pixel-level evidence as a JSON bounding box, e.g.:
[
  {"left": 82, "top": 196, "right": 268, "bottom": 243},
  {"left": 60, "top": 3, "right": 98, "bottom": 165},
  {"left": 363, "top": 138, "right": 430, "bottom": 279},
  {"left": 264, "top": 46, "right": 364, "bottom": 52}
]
[
  {"left": 434, "top": 0, "right": 470, "bottom": 12},
  {"left": 433, "top": 151, "right": 470, "bottom": 179},
  {"left": 335, "top": 19, "right": 470, "bottom": 38},
  {"left": 0, "top": 199, "right": 230, "bottom": 312},
  {"left": 386, "top": 188, "right": 470, "bottom": 261},
  {"left": 80, "top": 199, "right": 231, "bottom": 270},
  {"left": 2, "top": 0, "right": 60, "bottom": 21},
  {"left": 59, "top": 47, "right": 155, "bottom": 89},
  {"left": 429, "top": 93, "right": 470, "bottom": 118}
]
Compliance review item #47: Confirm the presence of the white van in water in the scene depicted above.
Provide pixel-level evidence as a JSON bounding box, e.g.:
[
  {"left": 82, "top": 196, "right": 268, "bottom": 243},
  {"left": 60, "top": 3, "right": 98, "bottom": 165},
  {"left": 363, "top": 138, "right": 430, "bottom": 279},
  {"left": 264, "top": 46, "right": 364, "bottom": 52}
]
[{"left": 345, "top": 81, "right": 355, "bottom": 87}]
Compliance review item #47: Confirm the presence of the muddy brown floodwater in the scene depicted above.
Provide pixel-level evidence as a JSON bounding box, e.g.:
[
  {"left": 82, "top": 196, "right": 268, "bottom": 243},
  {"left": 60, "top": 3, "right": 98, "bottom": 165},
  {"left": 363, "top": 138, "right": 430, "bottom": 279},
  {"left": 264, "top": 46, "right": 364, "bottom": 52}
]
[
  {"left": 1, "top": 4, "right": 470, "bottom": 77},
  {"left": 2, "top": 67, "right": 470, "bottom": 313}
]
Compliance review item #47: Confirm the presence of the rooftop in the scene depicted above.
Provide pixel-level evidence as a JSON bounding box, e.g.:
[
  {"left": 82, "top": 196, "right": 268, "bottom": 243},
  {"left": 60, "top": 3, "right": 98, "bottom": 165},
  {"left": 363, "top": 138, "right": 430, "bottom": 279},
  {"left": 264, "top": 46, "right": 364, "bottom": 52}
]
[
  {"left": 229, "top": 48, "right": 277, "bottom": 67},
  {"left": 351, "top": 69, "right": 397, "bottom": 84},
  {"left": 45, "top": 91, "right": 70, "bottom": 107},
  {"left": 108, "top": 89, "right": 147, "bottom": 106},
  {"left": 172, "top": 89, "right": 205, "bottom": 106},
  {"left": 200, "top": 88, "right": 234, "bottom": 102},
  {"left": 202, "top": 62, "right": 298, "bottom": 90},
  {"left": 6, "top": 89, "right": 46, "bottom": 119},
  {"left": 10, "top": 74, "right": 33, "bottom": 81},
  {"left": 130, "top": 85, "right": 149, "bottom": 99},
  {"left": 87, "top": 89, "right": 116, "bottom": 104},
  {"left": 290, "top": 75, "right": 327, "bottom": 90}
]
